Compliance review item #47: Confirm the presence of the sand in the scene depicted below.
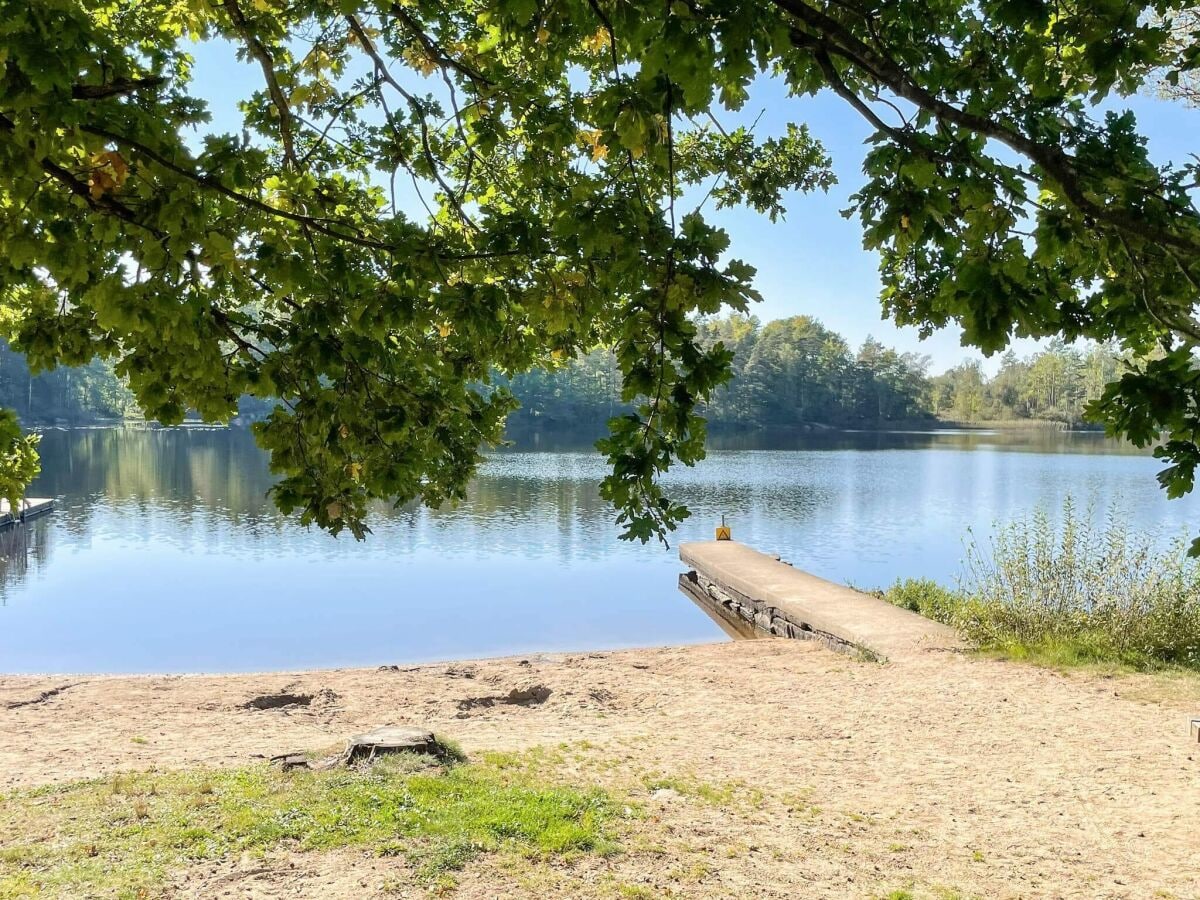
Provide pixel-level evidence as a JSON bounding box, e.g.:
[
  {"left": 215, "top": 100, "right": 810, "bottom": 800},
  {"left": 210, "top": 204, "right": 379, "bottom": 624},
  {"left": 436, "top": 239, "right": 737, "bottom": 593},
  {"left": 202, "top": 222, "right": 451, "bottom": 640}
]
[{"left": 2, "top": 640, "right": 1198, "bottom": 899}]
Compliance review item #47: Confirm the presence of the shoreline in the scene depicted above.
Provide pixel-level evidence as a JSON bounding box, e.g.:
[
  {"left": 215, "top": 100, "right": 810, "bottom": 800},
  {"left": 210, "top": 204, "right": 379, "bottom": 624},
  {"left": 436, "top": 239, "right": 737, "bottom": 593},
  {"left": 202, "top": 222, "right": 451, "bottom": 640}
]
[{"left": 0, "top": 637, "right": 731, "bottom": 680}]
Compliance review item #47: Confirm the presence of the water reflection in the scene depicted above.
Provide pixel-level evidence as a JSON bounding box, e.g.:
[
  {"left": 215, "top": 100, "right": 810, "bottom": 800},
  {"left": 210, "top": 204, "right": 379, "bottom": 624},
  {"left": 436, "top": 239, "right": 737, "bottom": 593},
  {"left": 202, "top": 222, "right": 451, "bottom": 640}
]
[
  {"left": 0, "top": 523, "right": 42, "bottom": 594},
  {"left": 0, "top": 425, "right": 1192, "bottom": 674}
]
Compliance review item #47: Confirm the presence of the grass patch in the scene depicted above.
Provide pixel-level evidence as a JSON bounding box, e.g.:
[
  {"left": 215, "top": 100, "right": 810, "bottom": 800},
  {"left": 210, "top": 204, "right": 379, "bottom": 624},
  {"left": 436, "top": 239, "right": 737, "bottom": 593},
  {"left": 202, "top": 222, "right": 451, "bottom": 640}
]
[
  {"left": 881, "top": 500, "right": 1200, "bottom": 672},
  {"left": 877, "top": 889, "right": 972, "bottom": 900},
  {"left": 614, "top": 885, "right": 657, "bottom": 899},
  {"left": 0, "top": 750, "right": 620, "bottom": 899},
  {"left": 642, "top": 774, "right": 761, "bottom": 809}
]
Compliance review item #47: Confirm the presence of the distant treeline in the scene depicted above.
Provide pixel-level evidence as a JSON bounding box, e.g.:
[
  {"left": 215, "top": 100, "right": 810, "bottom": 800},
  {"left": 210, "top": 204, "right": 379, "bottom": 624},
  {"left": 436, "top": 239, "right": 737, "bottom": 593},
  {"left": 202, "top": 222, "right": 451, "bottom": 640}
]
[
  {"left": 0, "top": 343, "right": 268, "bottom": 425},
  {"left": 3, "top": 315, "right": 1128, "bottom": 429},
  {"left": 507, "top": 315, "right": 1127, "bottom": 431},
  {"left": 929, "top": 341, "right": 1123, "bottom": 426},
  {"left": 0, "top": 342, "right": 133, "bottom": 423},
  {"left": 504, "top": 315, "right": 933, "bottom": 430}
]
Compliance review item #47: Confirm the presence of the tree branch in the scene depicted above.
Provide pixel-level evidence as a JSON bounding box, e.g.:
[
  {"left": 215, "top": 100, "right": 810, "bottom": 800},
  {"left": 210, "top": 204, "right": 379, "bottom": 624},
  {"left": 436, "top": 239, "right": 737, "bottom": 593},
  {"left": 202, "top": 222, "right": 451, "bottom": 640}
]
[
  {"left": 77, "top": 122, "right": 404, "bottom": 251},
  {"left": 71, "top": 77, "right": 166, "bottom": 100},
  {"left": 223, "top": 0, "right": 298, "bottom": 167},
  {"left": 386, "top": 3, "right": 493, "bottom": 87},
  {"left": 773, "top": 0, "right": 1200, "bottom": 255},
  {"left": 0, "top": 112, "right": 161, "bottom": 237},
  {"left": 346, "top": 13, "right": 478, "bottom": 231}
]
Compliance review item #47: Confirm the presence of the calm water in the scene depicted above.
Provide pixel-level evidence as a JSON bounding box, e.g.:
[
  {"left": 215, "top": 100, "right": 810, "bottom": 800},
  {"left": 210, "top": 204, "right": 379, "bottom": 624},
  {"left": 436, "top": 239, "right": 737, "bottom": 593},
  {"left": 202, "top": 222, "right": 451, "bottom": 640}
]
[{"left": 0, "top": 426, "right": 1194, "bottom": 674}]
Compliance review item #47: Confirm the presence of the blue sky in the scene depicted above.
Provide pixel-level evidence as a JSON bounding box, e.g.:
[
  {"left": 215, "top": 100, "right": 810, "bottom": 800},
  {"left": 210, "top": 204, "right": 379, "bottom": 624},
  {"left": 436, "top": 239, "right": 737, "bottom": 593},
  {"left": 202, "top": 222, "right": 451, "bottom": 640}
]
[
  {"left": 188, "top": 39, "right": 1198, "bottom": 373},
  {"left": 706, "top": 78, "right": 1200, "bottom": 371}
]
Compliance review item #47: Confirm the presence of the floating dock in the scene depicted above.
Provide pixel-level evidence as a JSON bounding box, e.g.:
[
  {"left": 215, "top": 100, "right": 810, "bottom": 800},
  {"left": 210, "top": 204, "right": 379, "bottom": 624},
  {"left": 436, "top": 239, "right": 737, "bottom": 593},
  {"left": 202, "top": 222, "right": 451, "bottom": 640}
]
[
  {"left": 679, "top": 540, "right": 964, "bottom": 662},
  {"left": 0, "top": 498, "right": 55, "bottom": 529}
]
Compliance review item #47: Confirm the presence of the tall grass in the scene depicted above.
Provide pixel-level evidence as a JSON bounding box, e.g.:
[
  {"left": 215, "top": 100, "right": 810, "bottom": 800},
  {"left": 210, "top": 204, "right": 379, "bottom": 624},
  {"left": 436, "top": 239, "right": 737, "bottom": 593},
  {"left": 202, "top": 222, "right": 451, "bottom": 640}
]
[{"left": 885, "top": 500, "right": 1200, "bottom": 670}]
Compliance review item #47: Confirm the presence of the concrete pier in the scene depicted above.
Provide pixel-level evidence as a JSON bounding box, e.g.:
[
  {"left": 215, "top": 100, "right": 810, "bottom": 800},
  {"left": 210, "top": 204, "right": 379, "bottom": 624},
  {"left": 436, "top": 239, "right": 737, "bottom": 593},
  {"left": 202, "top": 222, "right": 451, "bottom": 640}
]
[
  {"left": 680, "top": 540, "right": 965, "bottom": 662},
  {"left": 0, "top": 498, "right": 54, "bottom": 529}
]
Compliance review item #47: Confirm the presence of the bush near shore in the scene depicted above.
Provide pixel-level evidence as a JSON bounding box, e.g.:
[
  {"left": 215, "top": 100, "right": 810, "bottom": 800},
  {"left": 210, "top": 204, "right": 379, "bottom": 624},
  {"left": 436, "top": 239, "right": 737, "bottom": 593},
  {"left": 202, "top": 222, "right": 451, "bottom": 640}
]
[{"left": 882, "top": 502, "right": 1200, "bottom": 671}]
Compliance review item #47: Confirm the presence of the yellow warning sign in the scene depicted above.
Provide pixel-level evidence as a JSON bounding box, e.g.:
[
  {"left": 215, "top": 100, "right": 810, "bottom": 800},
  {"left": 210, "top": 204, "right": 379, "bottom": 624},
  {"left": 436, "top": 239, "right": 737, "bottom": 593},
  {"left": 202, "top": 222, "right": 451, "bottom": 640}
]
[{"left": 715, "top": 525, "right": 732, "bottom": 541}]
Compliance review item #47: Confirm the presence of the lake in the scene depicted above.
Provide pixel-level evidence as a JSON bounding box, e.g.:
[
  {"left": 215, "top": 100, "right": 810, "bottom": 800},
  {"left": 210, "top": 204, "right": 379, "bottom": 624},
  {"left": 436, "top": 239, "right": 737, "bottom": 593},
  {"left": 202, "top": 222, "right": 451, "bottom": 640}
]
[{"left": 0, "top": 425, "right": 1194, "bottom": 674}]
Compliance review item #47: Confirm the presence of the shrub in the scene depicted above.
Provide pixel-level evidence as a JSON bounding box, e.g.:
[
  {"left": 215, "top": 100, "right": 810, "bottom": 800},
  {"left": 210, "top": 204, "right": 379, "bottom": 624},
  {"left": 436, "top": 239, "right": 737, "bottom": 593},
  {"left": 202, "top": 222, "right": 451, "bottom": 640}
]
[
  {"left": 885, "top": 499, "right": 1200, "bottom": 670},
  {"left": 882, "top": 578, "right": 962, "bottom": 626}
]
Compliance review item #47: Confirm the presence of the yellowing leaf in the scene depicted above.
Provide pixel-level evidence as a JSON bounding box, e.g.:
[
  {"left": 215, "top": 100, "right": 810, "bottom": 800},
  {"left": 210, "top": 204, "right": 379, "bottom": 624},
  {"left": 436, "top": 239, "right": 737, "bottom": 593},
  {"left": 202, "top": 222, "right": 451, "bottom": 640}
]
[
  {"left": 101, "top": 151, "right": 128, "bottom": 186},
  {"left": 438, "top": 323, "right": 453, "bottom": 337},
  {"left": 88, "top": 170, "right": 114, "bottom": 200},
  {"left": 87, "top": 151, "right": 129, "bottom": 199},
  {"left": 583, "top": 28, "right": 610, "bottom": 54},
  {"left": 403, "top": 46, "right": 439, "bottom": 77},
  {"left": 591, "top": 142, "right": 608, "bottom": 162},
  {"left": 652, "top": 115, "right": 669, "bottom": 143}
]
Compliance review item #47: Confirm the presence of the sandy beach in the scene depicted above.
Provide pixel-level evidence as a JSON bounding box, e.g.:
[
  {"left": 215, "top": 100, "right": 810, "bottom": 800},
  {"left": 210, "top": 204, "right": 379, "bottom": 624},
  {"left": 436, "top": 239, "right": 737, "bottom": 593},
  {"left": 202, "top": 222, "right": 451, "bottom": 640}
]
[{"left": 2, "top": 639, "right": 1198, "bottom": 898}]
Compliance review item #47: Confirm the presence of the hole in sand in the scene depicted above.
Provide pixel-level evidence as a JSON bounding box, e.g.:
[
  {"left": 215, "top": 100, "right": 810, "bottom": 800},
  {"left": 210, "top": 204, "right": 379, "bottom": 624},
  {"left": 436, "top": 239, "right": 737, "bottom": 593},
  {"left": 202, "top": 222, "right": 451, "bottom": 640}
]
[
  {"left": 456, "top": 684, "right": 552, "bottom": 711},
  {"left": 244, "top": 693, "right": 314, "bottom": 711}
]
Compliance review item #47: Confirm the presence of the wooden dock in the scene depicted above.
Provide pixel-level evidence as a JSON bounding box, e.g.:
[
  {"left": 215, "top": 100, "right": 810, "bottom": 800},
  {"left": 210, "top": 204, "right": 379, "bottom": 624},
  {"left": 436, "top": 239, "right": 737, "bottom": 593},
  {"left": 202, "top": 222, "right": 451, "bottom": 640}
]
[
  {"left": 0, "top": 498, "right": 55, "bottom": 529},
  {"left": 680, "top": 540, "right": 965, "bottom": 662}
]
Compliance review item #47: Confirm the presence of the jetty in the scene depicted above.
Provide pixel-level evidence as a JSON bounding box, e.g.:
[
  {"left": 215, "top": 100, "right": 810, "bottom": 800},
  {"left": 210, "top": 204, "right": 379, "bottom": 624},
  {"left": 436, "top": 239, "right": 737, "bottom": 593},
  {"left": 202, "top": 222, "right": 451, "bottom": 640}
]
[
  {"left": 680, "top": 540, "right": 964, "bottom": 662},
  {"left": 0, "top": 498, "right": 54, "bottom": 529}
]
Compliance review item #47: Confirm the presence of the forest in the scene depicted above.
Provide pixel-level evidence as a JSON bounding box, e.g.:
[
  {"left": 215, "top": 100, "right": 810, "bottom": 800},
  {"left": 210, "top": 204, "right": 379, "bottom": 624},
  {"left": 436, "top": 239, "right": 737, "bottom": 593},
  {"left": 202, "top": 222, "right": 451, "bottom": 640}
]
[
  {"left": 0, "top": 342, "right": 133, "bottom": 423},
  {"left": 504, "top": 315, "right": 1126, "bottom": 431},
  {"left": 2, "top": 315, "right": 1124, "bottom": 431}
]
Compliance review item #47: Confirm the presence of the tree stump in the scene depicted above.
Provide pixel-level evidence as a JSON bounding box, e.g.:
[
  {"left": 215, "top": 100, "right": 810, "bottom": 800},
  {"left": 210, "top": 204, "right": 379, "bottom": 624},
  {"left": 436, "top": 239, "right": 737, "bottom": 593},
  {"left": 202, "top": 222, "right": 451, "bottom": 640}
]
[{"left": 341, "top": 726, "right": 444, "bottom": 764}]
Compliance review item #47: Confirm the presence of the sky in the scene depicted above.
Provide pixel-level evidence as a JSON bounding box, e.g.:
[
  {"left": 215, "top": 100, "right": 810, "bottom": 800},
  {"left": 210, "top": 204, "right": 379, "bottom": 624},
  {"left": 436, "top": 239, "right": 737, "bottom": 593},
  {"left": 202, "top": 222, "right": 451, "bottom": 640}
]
[
  {"left": 703, "top": 78, "right": 1200, "bottom": 372},
  {"left": 187, "top": 38, "right": 1199, "bottom": 374}
]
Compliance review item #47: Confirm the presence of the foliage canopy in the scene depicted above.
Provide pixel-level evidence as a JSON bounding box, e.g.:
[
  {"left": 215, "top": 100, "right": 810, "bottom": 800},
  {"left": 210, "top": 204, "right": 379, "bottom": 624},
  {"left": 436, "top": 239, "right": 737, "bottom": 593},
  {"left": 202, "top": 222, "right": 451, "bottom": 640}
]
[{"left": 0, "top": 0, "right": 1198, "bottom": 543}]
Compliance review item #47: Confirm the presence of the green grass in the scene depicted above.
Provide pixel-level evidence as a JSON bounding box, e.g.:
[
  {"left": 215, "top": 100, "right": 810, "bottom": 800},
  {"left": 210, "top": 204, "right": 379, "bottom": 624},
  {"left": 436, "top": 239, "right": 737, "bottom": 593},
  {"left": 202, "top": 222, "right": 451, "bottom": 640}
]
[
  {"left": 641, "top": 774, "right": 761, "bottom": 809},
  {"left": 614, "top": 885, "right": 656, "bottom": 899},
  {"left": 0, "top": 750, "right": 621, "bottom": 899}
]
